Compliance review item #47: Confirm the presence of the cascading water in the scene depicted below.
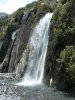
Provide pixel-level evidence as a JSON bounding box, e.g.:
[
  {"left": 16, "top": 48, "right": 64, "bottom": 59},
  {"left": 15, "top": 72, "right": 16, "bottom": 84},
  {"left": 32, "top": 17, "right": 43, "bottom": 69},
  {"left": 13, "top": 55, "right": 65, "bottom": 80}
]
[{"left": 18, "top": 13, "right": 53, "bottom": 86}]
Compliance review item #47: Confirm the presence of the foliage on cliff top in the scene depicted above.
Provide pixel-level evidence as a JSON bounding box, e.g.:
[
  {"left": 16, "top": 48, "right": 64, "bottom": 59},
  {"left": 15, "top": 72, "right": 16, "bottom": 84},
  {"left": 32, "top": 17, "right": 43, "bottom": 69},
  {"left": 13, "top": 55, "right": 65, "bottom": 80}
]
[
  {"left": 0, "top": 0, "right": 53, "bottom": 40},
  {"left": 52, "top": 0, "right": 75, "bottom": 44}
]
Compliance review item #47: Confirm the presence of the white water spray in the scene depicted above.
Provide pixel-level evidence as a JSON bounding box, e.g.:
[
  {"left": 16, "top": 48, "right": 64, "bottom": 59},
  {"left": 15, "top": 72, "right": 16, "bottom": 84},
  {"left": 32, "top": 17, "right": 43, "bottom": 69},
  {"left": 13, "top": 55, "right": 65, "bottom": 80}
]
[{"left": 18, "top": 13, "right": 53, "bottom": 86}]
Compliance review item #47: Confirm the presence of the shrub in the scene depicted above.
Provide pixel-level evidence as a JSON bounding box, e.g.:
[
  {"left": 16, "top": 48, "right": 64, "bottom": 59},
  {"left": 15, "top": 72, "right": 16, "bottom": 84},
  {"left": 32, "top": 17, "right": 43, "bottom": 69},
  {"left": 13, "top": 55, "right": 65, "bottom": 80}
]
[{"left": 57, "top": 46, "right": 75, "bottom": 85}]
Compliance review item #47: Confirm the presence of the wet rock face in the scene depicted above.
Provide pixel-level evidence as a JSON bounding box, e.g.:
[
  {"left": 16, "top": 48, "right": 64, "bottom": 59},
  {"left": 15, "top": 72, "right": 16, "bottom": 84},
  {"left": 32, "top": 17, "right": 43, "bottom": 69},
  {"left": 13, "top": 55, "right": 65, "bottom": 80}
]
[
  {"left": 0, "top": 23, "right": 19, "bottom": 63},
  {"left": 8, "top": 9, "right": 37, "bottom": 76},
  {"left": 0, "top": 8, "right": 37, "bottom": 75}
]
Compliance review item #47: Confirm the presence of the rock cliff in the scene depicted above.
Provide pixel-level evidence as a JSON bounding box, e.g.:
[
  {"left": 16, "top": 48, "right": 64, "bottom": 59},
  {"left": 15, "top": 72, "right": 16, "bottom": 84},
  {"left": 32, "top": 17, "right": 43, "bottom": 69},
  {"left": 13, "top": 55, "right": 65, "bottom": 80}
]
[
  {"left": 0, "top": 0, "right": 75, "bottom": 90},
  {"left": 0, "top": 1, "right": 53, "bottom": 77}
]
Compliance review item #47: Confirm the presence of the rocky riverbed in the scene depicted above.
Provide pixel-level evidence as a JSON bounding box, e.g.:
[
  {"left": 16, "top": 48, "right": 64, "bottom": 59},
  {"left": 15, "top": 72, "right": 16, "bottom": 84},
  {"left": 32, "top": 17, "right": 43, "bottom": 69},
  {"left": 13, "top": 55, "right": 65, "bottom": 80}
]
[{"left": 0, "top": 78, "right": 74, "bottom": 100}]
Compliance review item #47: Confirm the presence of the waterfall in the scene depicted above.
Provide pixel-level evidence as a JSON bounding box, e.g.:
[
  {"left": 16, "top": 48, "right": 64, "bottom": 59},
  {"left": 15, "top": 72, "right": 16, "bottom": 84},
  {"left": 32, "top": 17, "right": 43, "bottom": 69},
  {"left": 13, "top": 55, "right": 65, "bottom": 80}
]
[{"left": 18, "top": 13, "right": 53, "bottom": 86}]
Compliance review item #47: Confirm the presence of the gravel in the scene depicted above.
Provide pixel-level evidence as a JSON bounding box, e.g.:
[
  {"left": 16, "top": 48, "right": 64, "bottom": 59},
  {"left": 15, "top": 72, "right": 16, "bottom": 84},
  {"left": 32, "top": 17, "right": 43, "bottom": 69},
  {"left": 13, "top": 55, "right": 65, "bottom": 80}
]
[{"left": 0, "top": 79, "right": 74, "bottom": 100}]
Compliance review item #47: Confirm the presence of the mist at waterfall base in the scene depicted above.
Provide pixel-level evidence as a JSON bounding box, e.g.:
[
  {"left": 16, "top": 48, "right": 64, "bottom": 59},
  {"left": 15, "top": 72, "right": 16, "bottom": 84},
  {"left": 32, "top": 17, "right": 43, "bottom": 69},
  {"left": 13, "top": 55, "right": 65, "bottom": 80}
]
[{"left": 18, "top": 13, "right": 53, "bottom": 86}]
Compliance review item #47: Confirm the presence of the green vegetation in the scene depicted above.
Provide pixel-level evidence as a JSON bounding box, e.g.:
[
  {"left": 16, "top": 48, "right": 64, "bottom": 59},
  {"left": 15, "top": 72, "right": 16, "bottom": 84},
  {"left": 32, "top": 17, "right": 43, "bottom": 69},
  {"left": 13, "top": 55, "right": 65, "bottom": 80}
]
[
  {"left": 52, "top": 0, "right": 74, "bottom": 42},
  {"left": 49, "top": 0, "right": 75, "bottom": 58},
  {"left": 0, "top": 16, "right": 8, "bottom": 40},
  {"left": 8, "top": 1, "right": 53, "bottom": 24},
  {"left": 57, "top": 46, "right": 75, "bottom": 85},
  {"left": 49, "top": 0, "right": 75, "bottom": 88},
  {"left": 1, "top": 0, "right": 75, "bottom": 89},
  {"left": 0, "top": 0, "right": 53, "bottom": 41}
]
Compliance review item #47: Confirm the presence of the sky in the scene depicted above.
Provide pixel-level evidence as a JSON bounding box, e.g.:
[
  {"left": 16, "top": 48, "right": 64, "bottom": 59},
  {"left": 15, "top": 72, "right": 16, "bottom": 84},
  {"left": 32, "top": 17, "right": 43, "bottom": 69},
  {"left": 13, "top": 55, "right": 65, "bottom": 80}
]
[{"left": 0, "top": 0, "right": 38, "bottom": 14}]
